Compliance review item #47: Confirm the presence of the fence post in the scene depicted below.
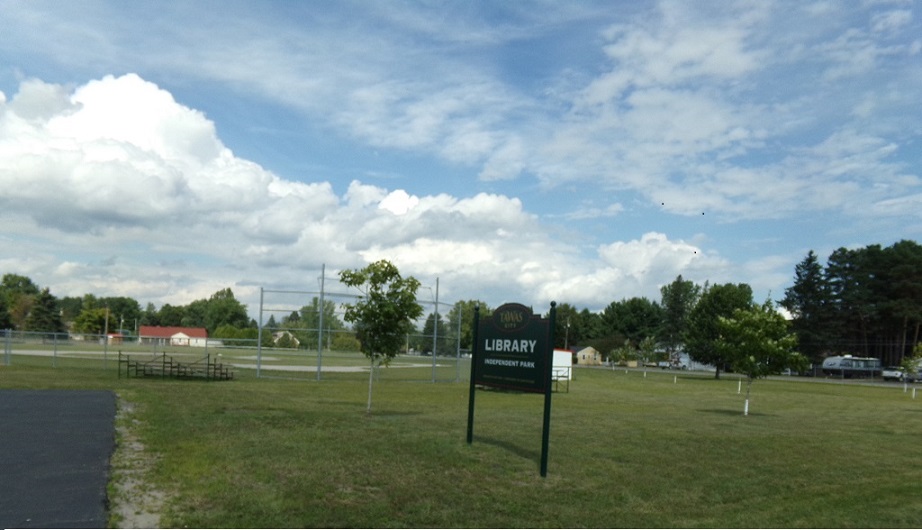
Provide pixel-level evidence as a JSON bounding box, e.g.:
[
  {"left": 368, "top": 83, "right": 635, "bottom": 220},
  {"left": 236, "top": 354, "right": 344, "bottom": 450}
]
[{"left": 3, "top": 329, "right": 10, "bottom": 366}]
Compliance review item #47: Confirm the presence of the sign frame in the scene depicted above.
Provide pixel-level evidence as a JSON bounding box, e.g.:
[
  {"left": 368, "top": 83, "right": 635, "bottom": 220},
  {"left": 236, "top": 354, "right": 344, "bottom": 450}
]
[{"left": 466, "top": 302, "right": 557, "bottom": 477}]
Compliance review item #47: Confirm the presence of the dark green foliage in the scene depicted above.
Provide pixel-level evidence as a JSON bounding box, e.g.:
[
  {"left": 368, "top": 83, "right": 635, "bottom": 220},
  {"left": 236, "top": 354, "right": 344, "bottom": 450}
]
[
  {"left": 659, "top": 275, "right": 701, "bottom": 354},
  {"left": 446, "top": 299, "right": 491, "bottom": 351},
  {"left": 23, "top": 288, "right": 66, "bottom": 335},
  {"left": 418, "top": 311, "right": 451, "bottom": 355},
  {"left": 601, "top": 296, "right": 664, "bottom": 346},
  {"left": 685, "top": 283, "right": 754, "bottom": 378},
  {"left": 0, "top": 294, "right": 12, "bottom": 329},
  {"left": 339, "top": 260, "right": 424, "bottom": 362},
  {"left": 785, "top": 241, "right": 922, "bottom": 366}
]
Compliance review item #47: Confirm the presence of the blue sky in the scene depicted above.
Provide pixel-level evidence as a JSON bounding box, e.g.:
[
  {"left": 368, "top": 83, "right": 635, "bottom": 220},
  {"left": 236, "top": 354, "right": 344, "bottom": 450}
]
[{"left": 0, "top": 0, "right": 920, "bottom": 318}]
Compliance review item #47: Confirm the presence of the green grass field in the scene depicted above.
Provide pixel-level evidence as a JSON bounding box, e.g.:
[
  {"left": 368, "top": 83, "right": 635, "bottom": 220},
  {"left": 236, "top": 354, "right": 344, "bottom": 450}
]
[{"left": 2, "top": 358, "right": 921, "bottom": 528}]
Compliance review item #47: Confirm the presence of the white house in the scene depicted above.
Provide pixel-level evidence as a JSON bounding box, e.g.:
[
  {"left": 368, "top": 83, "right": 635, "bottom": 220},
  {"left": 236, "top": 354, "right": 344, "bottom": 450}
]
[{"left": 139, "top": 326, "right": 209, "bottom": 347}]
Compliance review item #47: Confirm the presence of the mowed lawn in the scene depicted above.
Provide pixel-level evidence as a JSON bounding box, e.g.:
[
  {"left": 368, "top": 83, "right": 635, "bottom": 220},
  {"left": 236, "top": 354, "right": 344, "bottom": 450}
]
[{"left": 2, "top": 360, "right": 921, "bottom": 528}]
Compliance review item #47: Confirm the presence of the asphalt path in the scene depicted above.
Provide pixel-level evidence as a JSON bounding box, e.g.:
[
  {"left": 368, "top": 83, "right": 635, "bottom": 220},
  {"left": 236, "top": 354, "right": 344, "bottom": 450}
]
[{"left": 0, "top": 389, "right": 116, "bottom": 529}]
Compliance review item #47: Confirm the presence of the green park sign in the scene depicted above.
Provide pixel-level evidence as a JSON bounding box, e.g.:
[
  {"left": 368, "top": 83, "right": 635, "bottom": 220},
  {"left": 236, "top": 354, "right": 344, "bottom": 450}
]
[
  {"left": 474, "top": 303, "right": 550, "bottom": 393},
  {"left": 467, "top": 302, "right": 557, "bottom": 477}
]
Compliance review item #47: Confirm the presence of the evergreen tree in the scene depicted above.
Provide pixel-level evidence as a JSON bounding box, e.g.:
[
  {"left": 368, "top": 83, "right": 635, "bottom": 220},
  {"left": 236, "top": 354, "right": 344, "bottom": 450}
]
[
  {"left": 24, "top": 288, "right": 66, "bottom": 335},
  {"left": 780, "top": 251, "right": 834, "bottom": 363}
]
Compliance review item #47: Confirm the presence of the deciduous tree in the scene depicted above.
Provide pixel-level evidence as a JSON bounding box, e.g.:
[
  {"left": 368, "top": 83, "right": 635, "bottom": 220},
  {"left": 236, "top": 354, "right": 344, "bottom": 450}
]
[
  {"left": 340, "top": 260, "right": 423, "bottom": 413},
  {"left": 716, "top": 300, "right": 805, "bottom": 415},
  {"left": 659, "top": 275, "right": 701, "bottom": 355},
  {"left": 685, "top": 283, "right": 753, "bottom": 379}
]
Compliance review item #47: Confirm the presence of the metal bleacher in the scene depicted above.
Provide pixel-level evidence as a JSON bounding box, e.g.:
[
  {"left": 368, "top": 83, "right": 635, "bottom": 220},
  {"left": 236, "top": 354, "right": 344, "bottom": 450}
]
[{"left": 118, "top": 352, "right": 234, "bottom": 381}]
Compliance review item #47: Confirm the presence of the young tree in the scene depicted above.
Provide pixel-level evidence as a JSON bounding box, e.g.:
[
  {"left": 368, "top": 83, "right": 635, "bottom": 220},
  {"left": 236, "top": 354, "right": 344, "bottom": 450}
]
[
  {"left": 716, "top": 300, "right": 805, "bottom": 415},
  {"left": 899, "top": 342, "right": 922, "bottom": 383},
  {"left": 685, "top": 283, "right": 754, "bottom": 379},
  {"left": 339, "top": 260, "right": 423, "bottom": 413}
]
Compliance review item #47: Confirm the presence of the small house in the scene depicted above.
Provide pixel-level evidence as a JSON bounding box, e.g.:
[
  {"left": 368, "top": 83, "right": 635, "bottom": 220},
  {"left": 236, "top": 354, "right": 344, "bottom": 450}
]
[
  {"left": 576, "top": 346, "right": 602, "bottom": 366},
  {"left": 139, "top": 326, "right": 209, "bottom": 347}
]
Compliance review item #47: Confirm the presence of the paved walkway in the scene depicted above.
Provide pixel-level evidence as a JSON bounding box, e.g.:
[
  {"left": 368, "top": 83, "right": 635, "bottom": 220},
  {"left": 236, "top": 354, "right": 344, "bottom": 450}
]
[{"left": 0, "top": 390, "right": 116, "bottom": 529}]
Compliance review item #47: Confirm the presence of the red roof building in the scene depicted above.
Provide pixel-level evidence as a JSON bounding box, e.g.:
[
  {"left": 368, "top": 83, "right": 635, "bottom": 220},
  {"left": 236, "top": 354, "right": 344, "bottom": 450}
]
[{"left": 139, "top": 326, "right": 209, "bottom": 347}]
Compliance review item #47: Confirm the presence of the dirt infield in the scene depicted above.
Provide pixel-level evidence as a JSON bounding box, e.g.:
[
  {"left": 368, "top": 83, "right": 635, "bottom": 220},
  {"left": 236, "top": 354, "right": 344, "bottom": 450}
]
[{"left": 0, "top": 390, "right": 116, "bottom": 529}]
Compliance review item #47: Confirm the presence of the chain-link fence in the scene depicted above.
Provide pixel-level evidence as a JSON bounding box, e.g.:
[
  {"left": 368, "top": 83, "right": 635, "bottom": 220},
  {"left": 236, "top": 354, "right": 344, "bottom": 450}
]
[
  {"left": 255, "top": 279, "right": 468, "bottom": 382},
  {"left": 2, "top": 328, "right": 472, "bottom": 383}
]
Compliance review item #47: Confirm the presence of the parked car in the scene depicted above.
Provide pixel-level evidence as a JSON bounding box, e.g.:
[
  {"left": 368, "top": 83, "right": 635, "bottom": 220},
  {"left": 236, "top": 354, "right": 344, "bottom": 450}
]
[
  {"left": 882, "top": 366, "right": 905, "bottom": 381},
  {"left": 657, "top": 360, "right": 688, "bottom": 370},
  {"left": 882, "top": 366, "right": 919, "bottom": 382}
]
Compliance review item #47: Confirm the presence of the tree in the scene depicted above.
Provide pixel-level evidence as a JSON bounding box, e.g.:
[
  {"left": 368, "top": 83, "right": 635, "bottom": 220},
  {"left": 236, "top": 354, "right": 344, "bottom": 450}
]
[
  {"left": 780, "top": 251, "right": 834, "bottom": 363},
  {"left": 158, "top": 304, "right": 185, "bottom": 326},
  {"left": 446, "top": 300, "right": 491, "bottom": 351},
  {"left": 601, "top": 297, "right": 664, "bottom": 347},
  {"left": 58, "top": 296, "right": 84, "bottom": 324},
  {"left": 295, "top": 297, "right": 346, "bottom": 350},
  {"left": 899, "top": 342, "right": 922, "bottom": 382},
  {"left": 73, "top": 308, "right": 109, "bottom": 336},
  {"left": 98, "top": 296, "right": 142, "bottom": 333},
  {"left": 419, "top": 311, "right": 451, "bottom": 355},
  {"left": 716, "top": 300, "right": 805, "bottom": 415},
  {"left": 552, "top": 302, "right": 581, "bottom": 349},
  {"left": 0, "top": 274, "right": 40, "bottom": 296},
  {"left": 24, "top": 288, "right": 66, "bottom": 336},
  {"left": 685, "top": 283, "right": 754, "bottom": 379},
  {"left": 203, "top": 288, "right": 249, "bottom": 334},
  {"left": 339, "top": 260, "right": 423, "bottom": 413},
  {"left": 659, "top": 275, "right": 701, "bottom": 355},
  {"left": 0, "top": 293, "right": 13, "bottom": 329},
  {"left": 1, "top": 273, "right": 40, "bottom": 330},
  {"left": 140, "top": 302, "right": 160, "bottom": 326}
]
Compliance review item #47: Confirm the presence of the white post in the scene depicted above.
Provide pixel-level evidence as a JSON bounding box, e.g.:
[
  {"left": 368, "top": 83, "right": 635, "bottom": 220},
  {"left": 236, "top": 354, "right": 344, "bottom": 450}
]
[
  {"left": 744, "top": 399, "right": 749, "bottom": 416},
  {"left": 674, "top": 375, "right": 677, "bottom": 384},
  {"left": 432, "top": 278, "right": 439, "bottom": 383},
  {"left": 318, "top": 264, "right": 325, "bottom": 381},
  {"left": 913, "top": 388, "right": 917, "bottom": 399},
  {"left": 738, "top": 380, "right": 742, "bottom": 394},
  {"left": 256, "top": 287, "right": 264, "bottom": 378}
]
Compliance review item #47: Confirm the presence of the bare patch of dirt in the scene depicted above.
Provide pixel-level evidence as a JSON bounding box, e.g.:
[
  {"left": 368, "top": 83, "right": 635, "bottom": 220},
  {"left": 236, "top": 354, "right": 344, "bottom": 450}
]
[{"left": 108, "top": 396, "right": 167, "bottom": 529}]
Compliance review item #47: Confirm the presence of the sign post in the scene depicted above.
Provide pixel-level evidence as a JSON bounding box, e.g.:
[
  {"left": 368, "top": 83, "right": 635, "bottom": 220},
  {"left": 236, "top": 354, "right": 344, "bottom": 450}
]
[{"left": 467, "top": 302, "right": 557, "bottom": 477}]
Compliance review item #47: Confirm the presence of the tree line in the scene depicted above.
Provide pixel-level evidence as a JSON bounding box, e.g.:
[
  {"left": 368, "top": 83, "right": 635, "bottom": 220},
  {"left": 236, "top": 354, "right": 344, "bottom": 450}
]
[
  {"left": 2, "top": 238, "right": 918, "bottom": 368},
  {"left": 0, "top": 274, "right": 252, "bottom": 339},
  {"left": 780, "top": 240, "right": 922, "bottom": 366}
]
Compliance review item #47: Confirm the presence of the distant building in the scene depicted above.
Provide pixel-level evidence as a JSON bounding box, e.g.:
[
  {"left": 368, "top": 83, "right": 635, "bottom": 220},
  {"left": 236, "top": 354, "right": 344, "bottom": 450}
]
[
  {"left": 139, "top": 326, "right": 208, "bottom": 347},
  {"left": 575, "top": 346, "right": 603, "bottom": 365}
]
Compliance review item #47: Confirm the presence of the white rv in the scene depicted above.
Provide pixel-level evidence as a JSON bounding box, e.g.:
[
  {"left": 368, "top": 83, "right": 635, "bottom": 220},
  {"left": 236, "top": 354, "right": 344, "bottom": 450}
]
[{"left": 821, "top": 355, "right": 881, "bottom": 378}]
